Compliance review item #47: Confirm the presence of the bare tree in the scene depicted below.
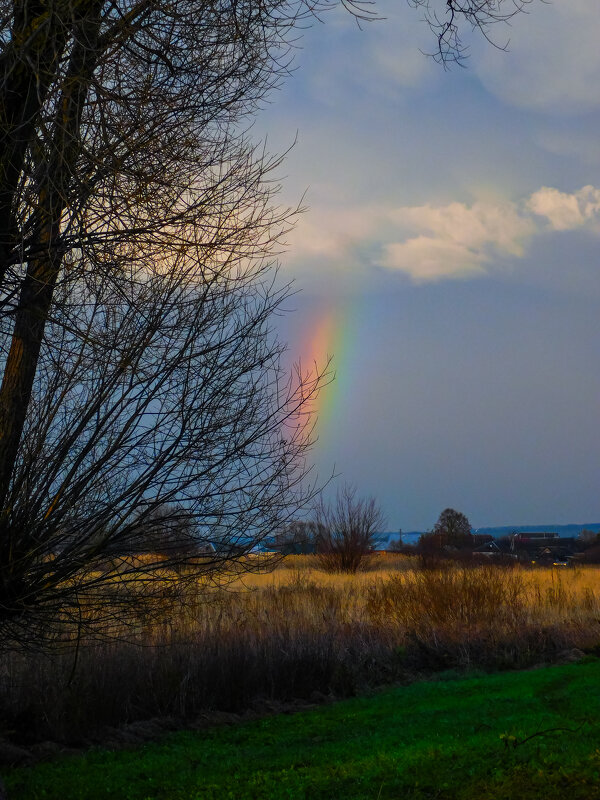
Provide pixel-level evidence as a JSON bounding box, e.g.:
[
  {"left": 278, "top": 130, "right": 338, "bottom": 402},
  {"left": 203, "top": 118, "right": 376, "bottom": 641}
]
[
  {"left": 0, "top": 0, "right": 531, "bottom": 643},
  {"left": 0, "top": 0, "right": 345, "bottom": 644},
  {"left": 315, "top": 484, "right": 385, "bottom": 573},
  {"left": 0, "top": 0, "right": 534, "bottom": 486},
  {"left": 410, "top": 0, "right": 534, "bottom": 66},
  {"left": 0, "top": 196, "right": 327, "bottom": 643}
]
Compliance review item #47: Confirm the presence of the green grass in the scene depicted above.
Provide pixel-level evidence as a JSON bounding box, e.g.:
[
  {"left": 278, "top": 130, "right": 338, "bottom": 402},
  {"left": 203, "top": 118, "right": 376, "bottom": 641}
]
[{"left": 6, "top": 659, "right": 600, "bottom": 799}]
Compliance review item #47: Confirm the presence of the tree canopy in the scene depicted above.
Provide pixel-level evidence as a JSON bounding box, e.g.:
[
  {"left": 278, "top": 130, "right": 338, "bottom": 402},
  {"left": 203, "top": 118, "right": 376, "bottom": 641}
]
[{"left": 433, "top": 508, "right": 472, "bottom": 545}]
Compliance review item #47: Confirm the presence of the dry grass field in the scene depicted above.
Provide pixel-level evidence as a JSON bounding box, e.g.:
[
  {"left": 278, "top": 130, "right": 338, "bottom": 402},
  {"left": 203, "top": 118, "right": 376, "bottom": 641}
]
[{"left": 2, "top": 556, "right": 600, "bottom": 746}]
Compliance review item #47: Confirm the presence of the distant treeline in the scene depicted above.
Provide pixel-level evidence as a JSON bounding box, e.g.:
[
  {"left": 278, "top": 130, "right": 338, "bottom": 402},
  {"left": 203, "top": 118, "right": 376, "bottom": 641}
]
[{"left": 382, "top": 523, "right": 600, "bottom": 548}]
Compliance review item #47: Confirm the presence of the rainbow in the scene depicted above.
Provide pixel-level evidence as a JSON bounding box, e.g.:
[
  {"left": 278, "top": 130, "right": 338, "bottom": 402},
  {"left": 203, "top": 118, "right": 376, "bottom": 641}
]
[{"left": 296, "top": 298, "right": 361, "bottom": 446}]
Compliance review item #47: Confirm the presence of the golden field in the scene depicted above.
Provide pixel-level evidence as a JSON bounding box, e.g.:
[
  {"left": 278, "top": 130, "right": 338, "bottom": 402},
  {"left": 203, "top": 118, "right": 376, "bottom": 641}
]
[{"left": 3, "top": 556, "right": 600, "bottom": 744}]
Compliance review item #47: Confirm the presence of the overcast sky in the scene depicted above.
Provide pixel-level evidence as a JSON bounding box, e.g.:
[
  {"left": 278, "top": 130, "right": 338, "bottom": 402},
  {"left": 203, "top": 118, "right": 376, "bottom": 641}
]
[{"left": 257, "top": 0, "right": 600, "bottom": 531}]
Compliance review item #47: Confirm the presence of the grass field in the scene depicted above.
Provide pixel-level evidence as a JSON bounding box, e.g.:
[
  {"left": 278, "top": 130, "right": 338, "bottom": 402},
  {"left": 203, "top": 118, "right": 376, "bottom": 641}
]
[
  {"left": 3, "top": 559, "right": 600, "bottom": 744},
  {"left": 6, "top": 657, "right": 600, "bottom": 799}
]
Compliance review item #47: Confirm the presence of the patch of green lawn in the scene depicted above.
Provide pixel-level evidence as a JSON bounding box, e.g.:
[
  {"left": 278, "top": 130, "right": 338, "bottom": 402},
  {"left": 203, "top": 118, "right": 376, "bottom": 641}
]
[{"left": 6, "top": 659, "right": 600, "bottom": 799}]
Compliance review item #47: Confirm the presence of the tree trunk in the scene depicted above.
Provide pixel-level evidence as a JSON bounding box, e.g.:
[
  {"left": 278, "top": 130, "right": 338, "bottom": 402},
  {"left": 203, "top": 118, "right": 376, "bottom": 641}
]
[
  {"left": 0, "top": 231, "right": 62, "bottom": 506},
  {"left": 0, "top": 5, "right": 102, "bottom": 506}
]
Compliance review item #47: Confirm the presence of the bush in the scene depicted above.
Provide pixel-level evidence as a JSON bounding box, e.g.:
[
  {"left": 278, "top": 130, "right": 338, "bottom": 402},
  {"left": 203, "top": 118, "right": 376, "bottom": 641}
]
[{"left": 314, "top": 485, "right": 385, "bottom": 573}]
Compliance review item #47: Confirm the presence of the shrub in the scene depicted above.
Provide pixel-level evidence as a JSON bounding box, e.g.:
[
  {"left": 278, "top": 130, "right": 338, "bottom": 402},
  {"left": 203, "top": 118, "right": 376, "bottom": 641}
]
[{"left": 314, "top": 485, "right": 385, "bottom": 573}]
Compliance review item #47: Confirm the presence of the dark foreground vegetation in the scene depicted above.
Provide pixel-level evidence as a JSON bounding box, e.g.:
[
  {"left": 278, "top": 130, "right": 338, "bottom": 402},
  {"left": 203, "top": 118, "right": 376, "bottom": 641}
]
[
  {"left": 6, "top": 658, "right": 600, "bottom": 799},
  {"left": 1, "top": 559, "right": 599, "bottom": 748}
]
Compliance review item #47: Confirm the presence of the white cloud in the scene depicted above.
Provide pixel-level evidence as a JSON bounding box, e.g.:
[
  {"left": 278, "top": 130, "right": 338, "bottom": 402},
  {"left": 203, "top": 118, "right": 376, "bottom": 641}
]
[
  {"left": 286, "top": 206, "right": 383, "bottom": 262},
  {"left": 382, "top": 200, "right": 535, "bottom": 282},
  {"left": 528, "top": 186, "right": 600, "bottom": 231},
  {"left": 382, "top": 236, "right": 485, "bottom": 281},
  {"left": 285, "top": 185, "right": 600, "bottom": 284}
]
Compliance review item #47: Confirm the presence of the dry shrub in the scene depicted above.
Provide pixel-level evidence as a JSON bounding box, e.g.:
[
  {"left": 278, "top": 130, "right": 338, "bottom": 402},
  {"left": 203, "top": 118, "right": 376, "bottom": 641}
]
[
  {"left": 366, "top": 564, "right": 600, "bottom": 670},
  {"left": 2, "top": 563, "right": 600, "bottom": 745},
  {"left": 366, "top": 565, "right": 524, "bottom": 628},
  {"left": 0, "top": 574, "right": 387, "bottom": 744}
]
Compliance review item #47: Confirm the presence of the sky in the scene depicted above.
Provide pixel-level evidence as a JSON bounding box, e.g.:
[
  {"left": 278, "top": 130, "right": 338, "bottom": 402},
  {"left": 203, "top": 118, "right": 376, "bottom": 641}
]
[{"left": 255, "top": 0, "right": 600, "bottom": 531}]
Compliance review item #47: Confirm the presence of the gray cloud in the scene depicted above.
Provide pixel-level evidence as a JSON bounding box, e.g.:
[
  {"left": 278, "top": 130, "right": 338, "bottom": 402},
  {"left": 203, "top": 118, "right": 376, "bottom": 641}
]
[{"left": 471, "top": 0, "right": 600, "bottom": 114}]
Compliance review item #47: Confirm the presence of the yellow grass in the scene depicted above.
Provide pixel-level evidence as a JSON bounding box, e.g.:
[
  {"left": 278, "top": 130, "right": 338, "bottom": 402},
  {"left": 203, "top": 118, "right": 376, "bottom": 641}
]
[
  {"left": 220, "top": 556, "right": 600, "bottom": 617},
  {"left": 6, "top": 556, "right": 600, "bottom": 743},
  {"left": 132, "top": 556, "right": 600, "bottom": 660},
  {"left": 83, "top": 554, "right": 600, "bottom": 641}
]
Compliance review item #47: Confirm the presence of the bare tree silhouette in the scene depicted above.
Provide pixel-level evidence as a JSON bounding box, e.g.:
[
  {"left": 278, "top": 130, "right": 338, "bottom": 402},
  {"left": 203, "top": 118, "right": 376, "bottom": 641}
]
[
  {"left": 410, "top": 0, "right": 534, "bottom": 66},
  {"left": 0, "top": 0, "right": 529, "bottom": 642},
  {"left": 315, "top": 484, "right": 385, "bottom": 573}
]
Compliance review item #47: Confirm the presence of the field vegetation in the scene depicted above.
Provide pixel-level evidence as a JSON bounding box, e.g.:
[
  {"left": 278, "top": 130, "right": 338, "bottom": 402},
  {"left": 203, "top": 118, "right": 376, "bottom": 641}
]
[
  {"left": 6, "top": 658, "right": 600, "bottom": 799},
  {"left": 2, "top": 556, "right": 600, "bottom": 748}
]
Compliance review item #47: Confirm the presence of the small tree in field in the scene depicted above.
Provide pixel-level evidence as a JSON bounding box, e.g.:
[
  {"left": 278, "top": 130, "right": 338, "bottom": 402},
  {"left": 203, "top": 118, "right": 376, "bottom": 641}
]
[
  {"left": 433, "top": 508, "right": 472, "bottom": 549},
  {"left": 315, "top": 484, "right": 385, "bottom": 573}
]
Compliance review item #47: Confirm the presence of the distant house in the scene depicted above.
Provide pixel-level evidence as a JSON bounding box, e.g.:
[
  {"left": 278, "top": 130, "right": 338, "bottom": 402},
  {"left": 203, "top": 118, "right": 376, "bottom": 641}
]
[
  {"left": 473, "top": 540, "right": 503, "bottom": 554},
  {"left": 510, "top": 532, "right": 577, "bottom": 565},
  {"left": 472, "top": 539, "right": 516, "bottom": 560},
  {"left": 473, "top": 532, "right": 578, "bottom": 565},
  {"left": 512, "top": 532, "right": 559, "bottom": 546}
]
